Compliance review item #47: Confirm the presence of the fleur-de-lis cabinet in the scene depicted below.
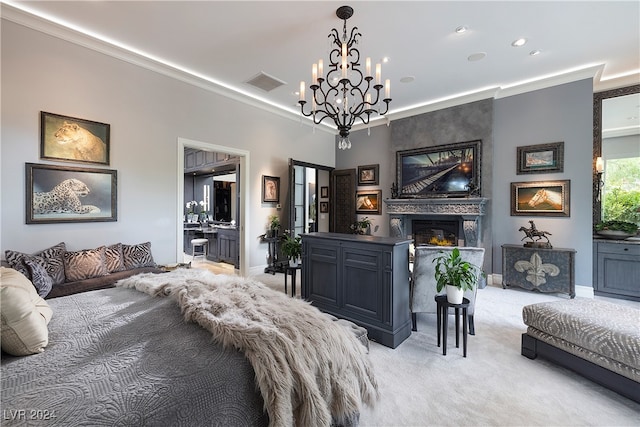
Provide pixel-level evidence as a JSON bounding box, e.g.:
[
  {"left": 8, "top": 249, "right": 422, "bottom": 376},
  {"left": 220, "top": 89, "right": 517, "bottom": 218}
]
[{"left": 502, "top": 244, "right": 576, "bottom": 298}]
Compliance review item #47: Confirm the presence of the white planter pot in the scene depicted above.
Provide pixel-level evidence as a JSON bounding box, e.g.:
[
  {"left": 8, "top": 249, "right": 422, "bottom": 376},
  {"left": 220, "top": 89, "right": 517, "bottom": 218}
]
[
  {"left": 289, "top": 258, "right": 299, "bottom": 267},
  {"left": 446, "top": 285, "right": 464, "bottom": 304}
]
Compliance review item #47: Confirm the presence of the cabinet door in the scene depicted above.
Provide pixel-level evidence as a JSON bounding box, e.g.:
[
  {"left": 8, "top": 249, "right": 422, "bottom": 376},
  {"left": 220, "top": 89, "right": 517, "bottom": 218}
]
[
  {"left": 596, "top": 251, "right": 640, "bottom": 298},
  {"left": 304, "top": 242, "right": 339, "bottom": 309},
  {"left": 342, "top": 246, "right": 383, "bottom": 322}
]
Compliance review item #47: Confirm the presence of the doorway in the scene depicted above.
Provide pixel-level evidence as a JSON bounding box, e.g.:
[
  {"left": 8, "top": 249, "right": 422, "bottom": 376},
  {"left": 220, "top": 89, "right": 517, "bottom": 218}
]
[
  {"left": 177, "top": 138, "right": 250, "bottom": 277},
  {"left": 287, "top": 159, "right": 332, "bottom": 237}
]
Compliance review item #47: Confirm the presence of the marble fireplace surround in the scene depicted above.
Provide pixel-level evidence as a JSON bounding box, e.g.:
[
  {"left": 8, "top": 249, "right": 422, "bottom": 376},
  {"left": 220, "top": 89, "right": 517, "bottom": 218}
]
[{"left": 384, "top": 198, "right": 488, "bottom": 247}]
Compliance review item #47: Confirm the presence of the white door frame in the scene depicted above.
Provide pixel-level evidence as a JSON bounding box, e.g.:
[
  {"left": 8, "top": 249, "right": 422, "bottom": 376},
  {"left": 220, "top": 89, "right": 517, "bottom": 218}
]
[{"left": 177, "top": 137, "right": 250, "bottom": 277}]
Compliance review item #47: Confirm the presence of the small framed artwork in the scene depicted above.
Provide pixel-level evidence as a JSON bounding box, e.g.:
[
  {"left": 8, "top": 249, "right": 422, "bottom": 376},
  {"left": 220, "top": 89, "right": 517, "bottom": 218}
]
[
  {"left": 320, "top": 201, "right": 329, "bottom": 213},
  {"left": 517, "top": 142, "right": 564, "bottom": 174},
  {"left": 262, "top": 175, "right": 280, "bottom": 203},
  {"left": 356, "top": 190, "right": 382, "bottom": 215},
  {"left": 26, "top": 162, "right": 117, "bottom": 224},
  {"left": 40, "top": 111, "right": 110, "bottom": 165},
  {"left": 511, "top": 180, "right": 570, "bottom": 217},
  {"left": 320, "top": 186, "right": 329, "bottom": 199},
  {"left": 358, "top": 164, "right": 379, "bottom": 186}
]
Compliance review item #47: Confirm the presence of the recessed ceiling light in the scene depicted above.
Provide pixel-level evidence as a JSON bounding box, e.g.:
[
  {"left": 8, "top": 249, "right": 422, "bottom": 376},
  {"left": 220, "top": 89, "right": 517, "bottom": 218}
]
[
  {"left": 382, "top": 57, "right": 390, "bottom": 63},
  {"left": 512, "top": 38, "right": 527, "bottom": 47},
  {"left": 468, "top": 52, "right": 486, "bottom": 62},
  {"left": 529, "top": 49, "right": 541, "bottom": 56},
  {"left": 455, "top": 26, "right": 467, "bottom": 34},
  {"left": 400, "top": 76, "right": 415, "bottom": 83}
]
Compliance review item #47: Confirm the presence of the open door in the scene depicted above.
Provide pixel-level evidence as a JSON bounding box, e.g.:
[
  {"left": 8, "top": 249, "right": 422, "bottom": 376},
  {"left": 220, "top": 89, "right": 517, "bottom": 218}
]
[{"left": 288, "top": 159, "right": 332, "bottom": 237}]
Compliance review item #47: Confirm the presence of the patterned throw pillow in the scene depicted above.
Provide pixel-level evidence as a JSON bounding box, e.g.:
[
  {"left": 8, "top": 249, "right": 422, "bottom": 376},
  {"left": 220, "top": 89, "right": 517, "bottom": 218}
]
[
  {"left": 105, "top": 243, "right": 125, "bottom": 273},
  {"left": 22, "top": 258, "right": 53, "bottom": 297},
  {"left": 122, "top": 242, "right": 156, "bottom": 270},
  {"left": 5, "top": 242, "right": 66, "bottom": 286},
  {"left": 63, "top": 246, "right": 109, "bottom": 282}
]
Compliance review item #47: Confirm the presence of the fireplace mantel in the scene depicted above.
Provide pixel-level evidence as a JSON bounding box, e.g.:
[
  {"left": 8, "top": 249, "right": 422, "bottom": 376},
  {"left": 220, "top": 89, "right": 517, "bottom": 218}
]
[{"left": 384, "top": 198, "right": 489, "bottom": 247}]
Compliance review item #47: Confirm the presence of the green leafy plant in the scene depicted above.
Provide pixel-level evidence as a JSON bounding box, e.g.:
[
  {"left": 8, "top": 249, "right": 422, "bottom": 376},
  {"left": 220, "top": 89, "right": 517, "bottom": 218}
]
[
  {"left": 594, "top": 220, "right": 638, "bottom": 234},
  {"left": 433, "top": 248, "right": 481, "bottom": 293},
  {"left": 280, "top": 234, "right": 302, "bottom": 260},
  {"left": 350, "top": 216, "right": 372, "bottom": 235},
  {"left": 268, "top": 214, "right": 280, "bottom": 231}
]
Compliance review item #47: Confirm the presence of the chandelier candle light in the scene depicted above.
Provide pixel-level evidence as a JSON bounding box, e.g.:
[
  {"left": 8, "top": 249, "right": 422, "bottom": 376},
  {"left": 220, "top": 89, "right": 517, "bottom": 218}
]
[{"left": 299, "top": 5, "right": 391, "bottom": 150}]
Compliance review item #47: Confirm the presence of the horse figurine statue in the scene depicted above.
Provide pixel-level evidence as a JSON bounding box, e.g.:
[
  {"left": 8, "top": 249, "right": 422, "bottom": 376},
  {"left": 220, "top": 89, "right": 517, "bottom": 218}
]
[{"left": 519, "top": 220, "right": 553, "bottom": 248}]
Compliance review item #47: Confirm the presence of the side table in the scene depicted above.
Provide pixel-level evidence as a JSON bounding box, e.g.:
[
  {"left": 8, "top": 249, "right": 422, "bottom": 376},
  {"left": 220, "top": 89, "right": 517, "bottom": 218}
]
[
  {"left": 435, "top": 295, "right": 470, "bottom": 357},
  {"left": 284, "top": 264, "right": 302, "bottom": 297}
]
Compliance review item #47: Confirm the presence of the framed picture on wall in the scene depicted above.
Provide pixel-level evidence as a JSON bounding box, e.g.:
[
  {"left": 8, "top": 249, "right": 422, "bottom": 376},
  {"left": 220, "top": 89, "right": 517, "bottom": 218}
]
[
  {"left": 320, "top": 186, "right": 329, "bottom": 199},
  {"left": 262, "top": 175, "right": 280, "bottom": 203},
  {"left": 510, "top": 180, "right": 570, "bottom": 217},
  {"left": 320, "top": 201, "right": 329, "bottom": 213},
  {"left": 517, "top": 142, "right": 564, "bottom": 174},
  {"left": 357, "top": 164, "right": 379, "bottom": 185},
  {"left": 26, "top": 162, "right": 117, "bottom": 224},
  {"left": 356, "top": 190, "right": 382, "bottom": 215},
  {"left": 396, "top": 140, "right": 481, "bottom": 198},
  {"left": 40, "top": 111, "right": 110, "bottom": 165}
]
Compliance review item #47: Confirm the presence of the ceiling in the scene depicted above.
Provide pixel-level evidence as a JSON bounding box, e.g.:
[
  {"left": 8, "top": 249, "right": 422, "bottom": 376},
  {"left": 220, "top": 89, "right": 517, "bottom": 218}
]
[{"left": 3, "top": 1, "right": 639, "bottom": 133}]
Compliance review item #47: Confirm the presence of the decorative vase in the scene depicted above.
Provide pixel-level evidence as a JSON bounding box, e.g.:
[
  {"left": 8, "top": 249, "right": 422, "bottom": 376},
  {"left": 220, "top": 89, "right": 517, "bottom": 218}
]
[
  {"left": 446, "top": 284, "right": 464, "bottom": 304},
  {"left": 289, "top": 258, "right": 299, "bottom": 267}
]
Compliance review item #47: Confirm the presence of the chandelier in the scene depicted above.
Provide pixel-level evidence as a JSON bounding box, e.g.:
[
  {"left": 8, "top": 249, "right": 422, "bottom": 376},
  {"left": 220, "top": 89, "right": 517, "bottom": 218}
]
[{"left": 298, "top": 5, "right": 391, "bottom": 150}]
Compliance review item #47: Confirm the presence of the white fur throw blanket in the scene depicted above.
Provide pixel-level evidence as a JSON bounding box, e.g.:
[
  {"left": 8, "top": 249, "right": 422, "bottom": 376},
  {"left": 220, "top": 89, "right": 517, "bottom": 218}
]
[{"left": 117, "top": 269, "right": 378, "bottom": 427}]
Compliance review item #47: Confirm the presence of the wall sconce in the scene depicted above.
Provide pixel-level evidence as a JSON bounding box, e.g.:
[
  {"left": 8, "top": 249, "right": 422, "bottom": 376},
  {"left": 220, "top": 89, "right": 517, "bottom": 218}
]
[{"left": 595, "top": 156, "right": 604, "bottom": 201}]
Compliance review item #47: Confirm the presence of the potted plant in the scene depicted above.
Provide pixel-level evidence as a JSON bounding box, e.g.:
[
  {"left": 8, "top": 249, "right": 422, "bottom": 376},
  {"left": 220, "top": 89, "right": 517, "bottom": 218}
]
[
  {"left": 280, "top": 234, "right": 302, "bottom": 266},
  {"left": 350, "top": 216, "right": 372, "bottom": 235},
  {"left": 267, "top": 214, "right": 280, "bottom": 238},
  {"left": 594, "top": 220, "right": 638, "bottom": 240},
  {"left": 433, "top": 247, "right": 481, "bottom": 304}
]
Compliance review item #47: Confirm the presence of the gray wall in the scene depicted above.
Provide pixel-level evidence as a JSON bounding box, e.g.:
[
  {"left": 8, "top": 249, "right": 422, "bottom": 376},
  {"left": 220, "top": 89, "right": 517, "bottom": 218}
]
[
  {"left": 339, "top": 80, "right": 594, "bottom": 293},
  {"left": 338, "top": 99, "right": 494, "bottom": 271},
  {"left": 1, "top": 20, "right": 335, "bottom": 273},
  {"left": 493, "top": 79, "right": 593, "bottom": 289}
]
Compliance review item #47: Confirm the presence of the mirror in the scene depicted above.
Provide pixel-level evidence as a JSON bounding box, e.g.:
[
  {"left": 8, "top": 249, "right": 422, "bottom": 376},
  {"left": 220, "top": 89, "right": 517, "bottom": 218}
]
[
  {"left": 288, "top": 159, "right": 332, "bottom": 237},
  {"left": 593, "top": 84, "right": 640, "bottom": 224}
]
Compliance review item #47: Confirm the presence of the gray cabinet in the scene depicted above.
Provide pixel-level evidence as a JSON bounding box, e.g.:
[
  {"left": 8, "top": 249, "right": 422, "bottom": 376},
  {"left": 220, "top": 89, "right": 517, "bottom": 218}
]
[
  {"left": 217, "top": 228, "right": 239, "bottom": 268},
  {"left": 593, "top": 239, "right": 640, "bottom": 301},
  {"left": 502, "top": 244, "right": 576, "bottom": 298},
  {"left": 184, "top": 148, "right": 237, "bottom": 173},
  {"left": 301, "top": 232, "right": 412, "bottom": 348}
]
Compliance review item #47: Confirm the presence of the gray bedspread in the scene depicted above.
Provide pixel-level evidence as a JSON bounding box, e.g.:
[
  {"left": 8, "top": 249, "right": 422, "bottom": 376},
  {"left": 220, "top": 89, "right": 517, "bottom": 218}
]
[{"left": 1, "top": 287, "right": 268, "bottom": 426}]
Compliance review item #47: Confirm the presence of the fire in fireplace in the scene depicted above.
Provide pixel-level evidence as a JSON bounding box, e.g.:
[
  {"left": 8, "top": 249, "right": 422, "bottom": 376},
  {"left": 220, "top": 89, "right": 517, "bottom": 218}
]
[{"left": 412, "top": 219, "right": 460, "bottom": 246}]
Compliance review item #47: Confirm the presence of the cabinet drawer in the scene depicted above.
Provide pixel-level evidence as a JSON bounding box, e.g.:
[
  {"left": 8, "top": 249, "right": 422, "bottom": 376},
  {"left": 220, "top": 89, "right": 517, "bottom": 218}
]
[{"left": 596, "top": 242, "right": 640, "bottom": 256}]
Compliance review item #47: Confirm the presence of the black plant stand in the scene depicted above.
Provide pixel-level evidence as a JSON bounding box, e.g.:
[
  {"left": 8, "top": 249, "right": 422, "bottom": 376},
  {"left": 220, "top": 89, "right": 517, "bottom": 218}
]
[{"left": 435, "top": 295, "right": 470, "bottom": 357}]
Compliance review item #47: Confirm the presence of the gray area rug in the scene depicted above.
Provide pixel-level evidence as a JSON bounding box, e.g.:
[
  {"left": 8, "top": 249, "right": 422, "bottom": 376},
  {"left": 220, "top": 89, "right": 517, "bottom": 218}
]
[{"left": 250, "top": 270, "right": 640, "bottom": 426}]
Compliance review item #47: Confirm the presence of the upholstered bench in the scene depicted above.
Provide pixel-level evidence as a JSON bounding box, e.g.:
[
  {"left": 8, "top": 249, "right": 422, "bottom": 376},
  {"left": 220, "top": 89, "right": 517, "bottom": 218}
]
[
  {"left": 325, "top": 313, "right": 370, "bottom": 352},
  {"left": 521, "top": 298, "right": 640, "bottom": 403}
]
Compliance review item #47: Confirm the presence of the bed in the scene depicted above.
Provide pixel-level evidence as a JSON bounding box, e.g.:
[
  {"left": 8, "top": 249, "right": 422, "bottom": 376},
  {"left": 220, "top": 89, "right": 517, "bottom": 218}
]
[{"left": 1, "top": 269, "right": 376, "bottom": 426}]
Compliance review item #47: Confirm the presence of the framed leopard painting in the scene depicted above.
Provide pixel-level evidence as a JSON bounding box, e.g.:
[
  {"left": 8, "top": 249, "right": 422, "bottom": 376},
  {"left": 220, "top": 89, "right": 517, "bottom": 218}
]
[{"left": 26, "top": 163, "right": 117, "bottom": 224}]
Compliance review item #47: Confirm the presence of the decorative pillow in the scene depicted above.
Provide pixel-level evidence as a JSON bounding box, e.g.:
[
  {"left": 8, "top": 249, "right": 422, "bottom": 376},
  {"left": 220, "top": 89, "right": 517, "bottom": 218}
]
[
  {"left": 122, "top": 242, "right": 156, "bottom": 269},
  {"left": 105, "top": 243, "right": 125, "bottom": 273},
  {"left": 22, "top": 258, "right": 53, "bottom": 297},
  {"left": 63, "top": 246, "right": 109, "bottom": 282},
  {"left": 0, "top": 267, "right": 52, "bottom": 356},
  {"left": 5, "top": 242, "right": 66, "bottom": 286}
]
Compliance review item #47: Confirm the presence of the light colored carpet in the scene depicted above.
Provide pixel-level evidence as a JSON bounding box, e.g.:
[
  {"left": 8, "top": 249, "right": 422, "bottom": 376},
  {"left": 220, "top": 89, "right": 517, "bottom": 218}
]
[{"left": 194, "top": 262, "right": 640, "bottom": 426}]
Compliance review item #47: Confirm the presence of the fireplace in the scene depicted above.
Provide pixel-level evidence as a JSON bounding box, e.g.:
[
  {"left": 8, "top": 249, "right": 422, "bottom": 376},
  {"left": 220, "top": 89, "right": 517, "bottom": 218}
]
[
  {"left": 413, "top": 219, "right": 460, "bottom": 246},
  {"left": 384, "top": 197, "right": 488, "bottom": 247}
]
